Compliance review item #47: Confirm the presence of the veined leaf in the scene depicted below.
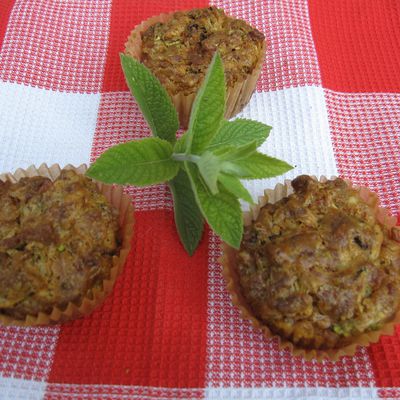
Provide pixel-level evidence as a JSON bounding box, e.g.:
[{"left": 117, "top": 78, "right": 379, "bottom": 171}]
[
  {"left": 87, "top": 137, "right": 179, "bottom": 185},
  {"left": 174, "top": 132, "right": 189, "bottom": 154},
  {"left": 185, "top": 163, "right": 243, "bottom": 249},
  {"left": 186, "top": 52, "right": 225, "bottom": 154},
  {"left": 169, "top": 169, "right": 204, "bottom": 256},
  {"left": 214, "top": 141, "right": 258, "bottom": 161},
  {"left": 86, "top": 51, "right": 295, "bottom": 256},
  {"left": 221, "top": 151, "right": 293, "bottom": 179},
  {"left": 120, "top": 54, "right": 178, "bottom": 143},
  {"left": 218, "top": 173, "right": 254, "bottom": 204},
  {"left": 197, "top": 151, "right": 222, "bottom": 195},
  {"left": 207, "top": 119, "right": 271, "bottom": 151}
]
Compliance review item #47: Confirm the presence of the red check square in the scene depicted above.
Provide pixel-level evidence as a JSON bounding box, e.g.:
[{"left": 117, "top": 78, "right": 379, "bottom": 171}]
[{"left": 0, "top": 0, "right": 111, "bottom": 93}]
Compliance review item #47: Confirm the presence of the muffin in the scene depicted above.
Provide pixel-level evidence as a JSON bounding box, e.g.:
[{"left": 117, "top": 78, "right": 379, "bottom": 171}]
[
  {"left": 125, "top": 7, "right": 266, "bottom": 127},
  {"left": 0, "top": 164, "right": 133, "bottom": 325},
  {"left": 223, "top": 175, "right": 400, "bottom": 359}
]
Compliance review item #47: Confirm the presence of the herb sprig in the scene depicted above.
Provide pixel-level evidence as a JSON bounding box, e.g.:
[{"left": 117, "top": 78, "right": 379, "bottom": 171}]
[{"left": 87, "top": 52, "right": 293, "bottom": 255}]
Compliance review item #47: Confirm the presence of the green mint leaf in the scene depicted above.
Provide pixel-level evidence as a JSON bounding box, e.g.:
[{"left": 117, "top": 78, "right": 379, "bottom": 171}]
[
  {"left": 185, "top": 163, "right": 243, "bottom": 248},
  {"left": 218, "top": 173, "right": 254, "bottom": 204},
  {"left": 174, "top": 132, "right": 189, "bottom": 154},
  {"left": 120, "top": 53, "right": 178, "bottom": 143},
  {"left": 221, "top": 151, "right": 293, "bottom": 179},
  {"left": 196, "top": 142, "right": 257, "bottom": 195},
  {"left": 87, "top": 137, "right": 179, "bottom": 185},
  {"left": 206, "top": 119, "right": 271, "bottom": 151},
  {"left": 168, "top": 169, "right": 204, "bottom": 256},
  {"left": 186, "top": 52, "right": 225, "bottom": 154},
  {"left": 214, "top": 141, "right": 258, "bottom": 161},
  {"left": 196, "top": 151, "right": 222, "bottom": 195}
]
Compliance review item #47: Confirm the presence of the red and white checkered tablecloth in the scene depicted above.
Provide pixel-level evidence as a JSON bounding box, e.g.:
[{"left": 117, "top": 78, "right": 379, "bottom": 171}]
[{"left": 0, "top": 0, "right": 400, "bottom": 399}]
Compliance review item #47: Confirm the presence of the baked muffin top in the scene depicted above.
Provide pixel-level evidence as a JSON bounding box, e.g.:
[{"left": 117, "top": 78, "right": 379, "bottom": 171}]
[
  {"left": 139, "top": 7, "right": 265, "bottom": 95},
  {"left": 0, "top": 170, "right": 120, "bottom": 320},
  {"left": 237, "top": 175, "right": 400, "bottom": 350}
]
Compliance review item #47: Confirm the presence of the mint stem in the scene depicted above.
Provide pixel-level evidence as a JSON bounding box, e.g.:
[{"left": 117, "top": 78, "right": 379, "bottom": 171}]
[{"left": 172, "top": 153, "right": 201, "bottom": 163}]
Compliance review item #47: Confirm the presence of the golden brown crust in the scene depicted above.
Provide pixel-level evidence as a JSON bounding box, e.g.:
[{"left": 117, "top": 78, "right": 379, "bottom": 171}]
[
  {"left": 138, "top": 7, "right": 265, "bottom": 96},
  {"left": 236, "top": 175, "right": 400, "bottom": 350},
  {"left": 0, "top": 170, "right": 120, "bottom": 320}
]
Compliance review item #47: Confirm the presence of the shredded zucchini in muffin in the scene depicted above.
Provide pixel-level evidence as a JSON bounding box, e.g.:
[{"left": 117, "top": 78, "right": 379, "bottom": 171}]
[
  {"left": 0, "top": 170, "right": 120, "bottom": 320},
  {"left": 237, "top": 175, "right": 400, "bottom": 350},
  {"left": 139, "top": 7, "right": 265, "bottom": 95}
]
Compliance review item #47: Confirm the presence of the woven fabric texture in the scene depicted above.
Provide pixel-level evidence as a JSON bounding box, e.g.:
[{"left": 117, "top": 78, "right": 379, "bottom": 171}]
[{"left": 0, "top": 0, "right": 399, "bottom": 399}]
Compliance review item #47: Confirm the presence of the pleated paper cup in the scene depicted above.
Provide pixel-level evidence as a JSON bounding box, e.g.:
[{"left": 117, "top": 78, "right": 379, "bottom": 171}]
[
  {"left": 222, "top": 176, "right": 400, "bottom": 361},
  {"left": 0, "top": 164, "right": 134, "bottom": 326},
  {"left": 124, "top": 10, "right": 266, "bottom": 128}
]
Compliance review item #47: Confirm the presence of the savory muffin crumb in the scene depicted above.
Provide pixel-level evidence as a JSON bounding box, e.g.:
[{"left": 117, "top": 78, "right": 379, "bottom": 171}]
[
  {"left": 237, "top": 175, "right": 400, "bottom": 350},
  {"left": 0, "top": 170, "right": 120, "bottom": 320},
  {"left": 139, "top": 7, "right": 265, "bottom": 95}
]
